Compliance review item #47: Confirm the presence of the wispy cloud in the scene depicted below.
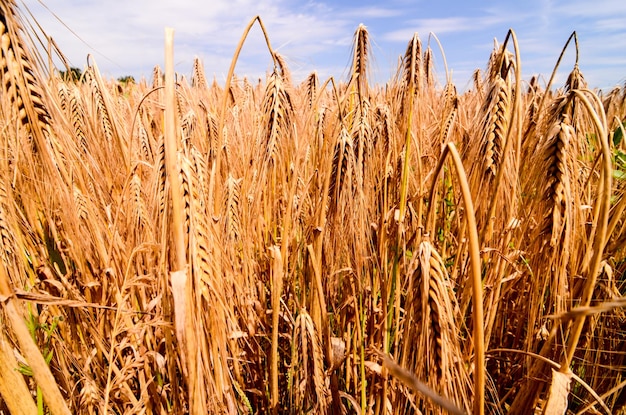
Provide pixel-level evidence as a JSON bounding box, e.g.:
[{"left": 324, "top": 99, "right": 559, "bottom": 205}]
[
  {"left": 24, "top": 0, "right": 354, "bottom": 80},
  {"left": 553, "top": 0, "right": 626, "bottom": 18},
  {"left": 19, "top": 0, "right": 626, "bottom": 88},
  {"left": 337, "top": 6, "right": 403, "bottom": 20},
  {"left": 383, "top": 17, "right": 479, "bottom": 41}
]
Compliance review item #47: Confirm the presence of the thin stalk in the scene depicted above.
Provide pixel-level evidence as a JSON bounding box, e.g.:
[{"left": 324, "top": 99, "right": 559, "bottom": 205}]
[
  {"left": 538, "top": 31, "right": 578, "bottom": 112},
  {"left": 164, "top": 28, "right": 185, "bottom": 272},
  {"left": 561, "top": 89, "right": 610, "bottom": 369},
  {"left": 210, "top": 16, "right": 277, "bottom": 214},
  {"left": 426, "top": 142, "right": 485, "bottom": 415},
  {"left": 269, "top": 246, "right": 284, "bottom": 415},
  {"left": 359, "top": 290, "right": 367, "bottom": 413},
  {"left": 428, "top": 32, "right": 451, "bottom": 85},
  {"left": 387, "top": 77, "right": 419, "bottom": 352},
  {"left": 164, "top": 28, "right": 198, "bottom": 413},
  {"left": 398, "top": 80, "right": 416, "bottom": 224}
]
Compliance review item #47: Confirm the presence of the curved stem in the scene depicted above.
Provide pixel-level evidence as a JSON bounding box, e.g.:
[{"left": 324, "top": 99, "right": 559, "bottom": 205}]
[
  {"left": 428, "top": 32, "right": 450, "bottom": 85},
  {"left": 537, "top": 31, "right": 578, "bottom": 113},
  {"left": 210, "top": 16, "right": 277, "bottom": 213},
  {"left": 561, "top": 89, "right": 610, "bottom": 368},
  {"left": 426, "top": 142, "right": 485, "bottom": 415}
]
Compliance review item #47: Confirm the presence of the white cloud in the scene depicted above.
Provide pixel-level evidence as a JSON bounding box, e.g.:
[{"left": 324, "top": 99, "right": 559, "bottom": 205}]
[
  {"left": 21, "top": 0, "right": 367, "bottom": 81},
  {"left": 553, "top": 0, "right": 626, "bottom": 18},
  {"left": 16, "top": 0, "right": 626, "bottom": 88},
  {"left": 381, "top": 13, "right": 516, "bottom": 44},
  {"left": 383, "top": 17, "right": 479, "bottom": 41}
]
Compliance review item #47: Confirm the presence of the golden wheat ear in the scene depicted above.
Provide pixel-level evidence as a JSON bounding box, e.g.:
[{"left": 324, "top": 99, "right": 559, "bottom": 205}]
[
  {"left": 351, "top": 97, "right": 372, "bottom": 185},
  {"left": 273, "top": 51, "right": 292, "bottom": 87},
  {"left": 398, "top": 239, "right": 472, "bottom": 413},
  {"left": 0, "top": 2, "right": 66, "bottom": 178},
  {"left": 350, "top": 23, "right": 370, "bottom": 99},
  {"left": 191, "top": 56, "right": 208, "bottom": 89},
  {"left": 289, "top": 309, "right": 330, "bottom": 414},
  {"left": 438, "top": 83, "right": 458, "bottom": 147},
  {"left": 328, "top": 126, "right": 356, "bottom": 223},
  {"left": 84, "top": 61, "right": 128, "bottom": 167},
  {"left": 481, "top": 76, "right": 510, "bottom": 179},
  {"left": 305, "top": 71, "right": 319, "bottom": 110},
  {"left": 222, "top": 174, "right": 242, "bottom": 241},
  {"left": 403, "top": 33, "right": 422, "bottom": 92},
  {"left": 260, "top": 70, "right": 293, "bottom": 169}
]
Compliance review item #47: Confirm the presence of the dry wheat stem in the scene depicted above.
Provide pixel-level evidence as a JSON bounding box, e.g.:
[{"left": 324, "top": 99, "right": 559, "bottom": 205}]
[
  {"left": 211, "top": 16, "right": 276, "bottom": 214},
  {"left": 0, "top": 324, "right": 39, "bottom": 414},
  {"left": 561, "top": 89, "right": 610, "bottom": 368},
  {"left": 379, "top": 351, "right": 466, "bottom": 415},
  {"left": 427, "top": 142, "right": 485, "bottom": 415}
]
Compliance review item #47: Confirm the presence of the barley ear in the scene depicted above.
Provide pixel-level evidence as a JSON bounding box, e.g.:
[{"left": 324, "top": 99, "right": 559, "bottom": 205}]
[
  {"left": 290, "top": 309, "right": 329, "bottom": 414},
  {"left": 0, "top": 3, "right": 67, "bottom": 182},
  {"left": 191, "top": 56, "right": 208, "bottom": 89},
  {"left": 305, "top": 71, "right": 319, "bottom": 110},
  {"left": 261, "top": 70, "right": 293, "bottom": 169},
  {"left": 350, "top": 23, "right": 370, "bottom": 100}
]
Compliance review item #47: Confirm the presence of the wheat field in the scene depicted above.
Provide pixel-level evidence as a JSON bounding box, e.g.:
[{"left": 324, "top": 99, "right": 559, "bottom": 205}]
[{"left": 0, "top": 2, "right": 625, "bottom": 414}]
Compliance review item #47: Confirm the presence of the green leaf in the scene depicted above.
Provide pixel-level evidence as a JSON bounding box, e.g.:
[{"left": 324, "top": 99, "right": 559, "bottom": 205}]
[
  {"left": 614, "top": 125, "right": 624, "bottom": 146},
  {"left": 44, "top": 349, "right": 54, "bottom": 365},
  {"left": 18, "top": 362, "right": 33, "bottom": 377}
]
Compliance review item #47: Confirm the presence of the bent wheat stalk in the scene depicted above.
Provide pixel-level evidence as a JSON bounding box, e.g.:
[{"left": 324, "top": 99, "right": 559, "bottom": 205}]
[
  {"left": 426, "top": 142, "right": 485, "bottom": 415},
  {"left": 0, "top": 266, "right": 71, "bottom": 415},
  {"left": 560, "top": 89, "right": 610, "bottom": 368},
  {"left": 211, "top": 16, "right": 277, "bottom": 214},
  {"left": 0, "top": 324, "right": 38, "bottom": 414},
  {"left": 378, "top": 351, "right": 466, "bottom": 415}
]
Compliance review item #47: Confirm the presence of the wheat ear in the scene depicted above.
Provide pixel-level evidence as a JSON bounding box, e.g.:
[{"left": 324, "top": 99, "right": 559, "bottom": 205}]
[
  {"left": 289, "top": 308, "right": 329, "bottom": 414},
  {"left": 261, "top": 70, "right": 293, "bottom": 168},
  {"left": 191, "top": 56, "right": 207, "bottom": 89}
]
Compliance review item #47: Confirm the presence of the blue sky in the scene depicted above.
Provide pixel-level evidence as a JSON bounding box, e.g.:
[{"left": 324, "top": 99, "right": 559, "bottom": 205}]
[{"left": 21, "top": 0, "right": 626, "bottom": 90}]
